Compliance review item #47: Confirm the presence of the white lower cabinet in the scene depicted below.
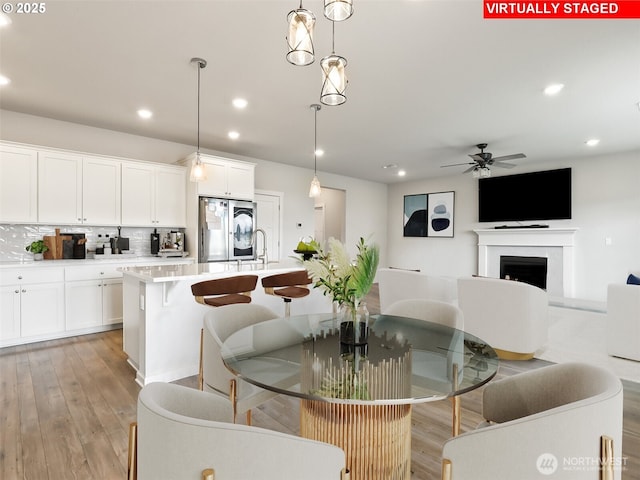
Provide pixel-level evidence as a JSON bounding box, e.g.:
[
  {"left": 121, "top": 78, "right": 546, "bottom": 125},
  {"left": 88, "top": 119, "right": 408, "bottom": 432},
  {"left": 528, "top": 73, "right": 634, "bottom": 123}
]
[
  {"left": 0, "top": 267, "right": 65, "bottom": 344},
  {"left": 65, "top": 265, "right": 123, "bottom": 330}
]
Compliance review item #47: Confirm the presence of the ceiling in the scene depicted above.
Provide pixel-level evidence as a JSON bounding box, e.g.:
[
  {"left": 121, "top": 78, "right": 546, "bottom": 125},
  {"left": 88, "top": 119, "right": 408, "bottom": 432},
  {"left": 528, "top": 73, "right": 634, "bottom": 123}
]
[{"left": 1, "top": 1, "right": 639, "bottom": 184}]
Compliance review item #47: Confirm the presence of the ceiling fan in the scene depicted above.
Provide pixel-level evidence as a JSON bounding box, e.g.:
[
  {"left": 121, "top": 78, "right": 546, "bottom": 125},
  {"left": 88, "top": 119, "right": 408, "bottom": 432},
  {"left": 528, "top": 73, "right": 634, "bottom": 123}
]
[{"left": 441, "top": 143, "right": 526, "bottom": 177}]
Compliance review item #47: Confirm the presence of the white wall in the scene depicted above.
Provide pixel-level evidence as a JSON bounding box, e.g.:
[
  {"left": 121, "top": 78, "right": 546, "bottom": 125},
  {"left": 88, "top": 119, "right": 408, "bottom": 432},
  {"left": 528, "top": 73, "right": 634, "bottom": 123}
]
[
  {"left": 0, "top": 110, "right": 388, "bottom": 267},
  {"left": 387, "top": 150, "right": 640, "bottom": 301}
]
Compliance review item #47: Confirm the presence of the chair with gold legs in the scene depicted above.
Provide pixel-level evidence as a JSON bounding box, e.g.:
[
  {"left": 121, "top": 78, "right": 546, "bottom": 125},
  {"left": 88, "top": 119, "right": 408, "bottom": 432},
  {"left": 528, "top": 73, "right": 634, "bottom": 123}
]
[
  {"left": 261, "top": 269, "right": 312, "bottom": 317},
  {"left": 128, "top": 382, "right": 348, "bottom": 480},
  {"left": 383, "top": 298, "right": 464, "bottom": 436},
  {"left": 191, "top": 275, "right": 259, "bottom": 390},
  {"left": 202, "top": 303, "right": 285, "bottom": 425},
  {"left": 440, "top": 362, "right": 623, "bottom": 479}
]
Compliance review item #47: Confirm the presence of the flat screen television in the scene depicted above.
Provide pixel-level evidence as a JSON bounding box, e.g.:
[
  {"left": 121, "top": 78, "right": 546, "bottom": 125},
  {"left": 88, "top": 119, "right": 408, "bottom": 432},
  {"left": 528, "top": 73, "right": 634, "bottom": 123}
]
[{"left": 478, "top": 168, "right": 571, "bottom": 222}]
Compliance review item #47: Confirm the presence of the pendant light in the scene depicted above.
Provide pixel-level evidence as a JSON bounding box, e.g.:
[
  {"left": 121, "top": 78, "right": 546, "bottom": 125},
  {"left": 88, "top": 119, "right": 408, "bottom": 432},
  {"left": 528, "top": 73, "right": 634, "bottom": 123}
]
[
  {"left": 190, "top": 57, "right": 207, "bottom": 182},
  {"left": 320, "top": 22, "right": 347, "bottom": 106},
  {"left": 309, "top": 104, "right": 322, "bottom": 198},
  {"left": 324, "top": 0, "right": 353, "bottom": 22},
  {"left": 286, "top": 1, "right": 316, "bottom": 66}
]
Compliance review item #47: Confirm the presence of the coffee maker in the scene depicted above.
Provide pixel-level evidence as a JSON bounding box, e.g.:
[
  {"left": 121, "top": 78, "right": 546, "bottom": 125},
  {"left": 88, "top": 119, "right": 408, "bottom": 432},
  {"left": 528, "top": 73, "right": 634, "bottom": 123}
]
[{"left": 158, "top": 231, "right": 186, "bottom": 257}]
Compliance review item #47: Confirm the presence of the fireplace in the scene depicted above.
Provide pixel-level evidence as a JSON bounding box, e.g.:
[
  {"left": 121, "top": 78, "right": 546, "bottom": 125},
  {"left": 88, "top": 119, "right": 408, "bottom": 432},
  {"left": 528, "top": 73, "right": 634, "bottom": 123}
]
[
  {"left": 474, "top": 227, "right": 578, "bottom": 297},
  {"left": 500, "top": 255, "right": 548, "bottom": 290}
]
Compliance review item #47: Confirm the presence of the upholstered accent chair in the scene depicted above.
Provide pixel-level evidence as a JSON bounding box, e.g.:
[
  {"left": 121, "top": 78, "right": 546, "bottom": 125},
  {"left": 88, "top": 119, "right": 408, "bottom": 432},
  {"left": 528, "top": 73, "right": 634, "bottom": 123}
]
[
  {"left": 129, "top": 382, "right": 348, "bottom": 480},
  {"left": 377, "top": 268, "right": 458, "bottom": 313},
  {"left": 202, "top": 303, "right": 299, "bottom": 424},
  {"left": 384, "top": 299, "right": 465, "bottom": 436},
  {"left": 457, "top": 276, "right": 548, "bottom": 360},
  {"left": 441, "top": 362, "right": 623, "bottom": 480},
  {"left": 606, "top": 282, "right": 640, "bottom": 361}
]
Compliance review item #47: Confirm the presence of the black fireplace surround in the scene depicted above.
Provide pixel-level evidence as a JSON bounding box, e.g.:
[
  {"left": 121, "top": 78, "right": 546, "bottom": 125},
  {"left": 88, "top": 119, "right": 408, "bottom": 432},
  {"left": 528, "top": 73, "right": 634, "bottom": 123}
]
[{"left": 499, "top": 255, "right": 548, "bottom": 290}]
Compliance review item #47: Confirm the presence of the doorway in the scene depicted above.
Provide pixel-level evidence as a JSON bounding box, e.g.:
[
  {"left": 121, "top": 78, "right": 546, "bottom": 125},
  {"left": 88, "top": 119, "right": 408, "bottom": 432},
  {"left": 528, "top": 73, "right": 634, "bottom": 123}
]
[{"left": 313, "top": 187, "right": 346, "bottom": 247}]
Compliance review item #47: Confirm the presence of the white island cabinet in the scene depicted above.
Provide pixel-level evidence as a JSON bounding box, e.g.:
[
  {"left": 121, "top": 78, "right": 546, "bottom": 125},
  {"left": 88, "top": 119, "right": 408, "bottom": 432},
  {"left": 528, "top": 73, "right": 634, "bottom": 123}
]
[{"left": 121, "top": 261, "right": 332, "bottom": 386}]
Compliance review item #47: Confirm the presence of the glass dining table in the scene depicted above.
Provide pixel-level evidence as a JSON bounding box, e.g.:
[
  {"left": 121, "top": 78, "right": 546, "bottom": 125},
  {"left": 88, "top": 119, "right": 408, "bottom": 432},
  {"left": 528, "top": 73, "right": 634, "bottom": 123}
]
[{"left": 222, "top": 313, "right": 499, "bottom": 480}]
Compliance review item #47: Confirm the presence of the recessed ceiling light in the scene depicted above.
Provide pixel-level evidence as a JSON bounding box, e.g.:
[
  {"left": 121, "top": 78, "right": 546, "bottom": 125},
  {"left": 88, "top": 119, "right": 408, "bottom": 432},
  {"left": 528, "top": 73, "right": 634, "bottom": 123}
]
[
  {"left": 0, "top": 75, "right": 10, "bottom": 86},
  {"left": 398, "top": 170, "right": 406, "bottom": 177},
  {"left": 232, "top": 98, "right": 248, "bottom": 109},
  {"left": 0, "top": 13, "right": 12, "bottom": 27},
  {"left": 585, "top": 138, "right": 600, "bottom": 147},
  {"left": 314, "top": 148, "right": 324, "bottom": 157},
  {"left": 228, "top": 131, "right": 240, "bottom": 140},
  {"left": 544, "top": 83, "right": 564, "bottom": 96},
  {"left": 137, "top": 109, "right": 152, "bottom": 119}
]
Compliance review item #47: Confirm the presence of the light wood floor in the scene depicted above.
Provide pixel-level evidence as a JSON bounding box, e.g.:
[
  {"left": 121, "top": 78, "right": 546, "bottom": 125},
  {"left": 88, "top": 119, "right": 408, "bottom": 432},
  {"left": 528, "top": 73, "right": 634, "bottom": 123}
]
[{"left": 1, "top": 293, "right": 639, "bottom": 479}]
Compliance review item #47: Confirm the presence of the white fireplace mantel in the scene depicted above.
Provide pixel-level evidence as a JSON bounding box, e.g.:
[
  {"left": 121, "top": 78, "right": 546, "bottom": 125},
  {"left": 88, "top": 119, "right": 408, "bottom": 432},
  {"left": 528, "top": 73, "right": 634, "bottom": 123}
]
[{"left": 474, "top": 227, "right": 578, "bottom": 297}]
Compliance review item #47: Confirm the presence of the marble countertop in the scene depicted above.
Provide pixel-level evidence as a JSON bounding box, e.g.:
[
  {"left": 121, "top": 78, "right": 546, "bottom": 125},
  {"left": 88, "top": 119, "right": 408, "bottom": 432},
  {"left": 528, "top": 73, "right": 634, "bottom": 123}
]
[
  {"left": 0, "top": 256, "right": 196, "bottom": 269},
  {"left": 120, "top": 259, "right": 305, "bottom": 283}
]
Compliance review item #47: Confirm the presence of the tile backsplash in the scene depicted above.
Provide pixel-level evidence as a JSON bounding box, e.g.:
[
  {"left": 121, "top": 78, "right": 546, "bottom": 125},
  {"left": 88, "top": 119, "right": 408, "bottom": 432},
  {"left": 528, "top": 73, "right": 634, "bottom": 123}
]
[{"left": 0, "top": 224, "right": 185, "bottom": 261}]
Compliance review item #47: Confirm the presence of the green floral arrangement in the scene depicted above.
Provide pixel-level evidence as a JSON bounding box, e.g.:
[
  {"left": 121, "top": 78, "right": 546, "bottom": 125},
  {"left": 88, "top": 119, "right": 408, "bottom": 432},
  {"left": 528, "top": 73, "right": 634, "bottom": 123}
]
[{"left": 303, "top": 237, "right": 380, "bottom": 311}]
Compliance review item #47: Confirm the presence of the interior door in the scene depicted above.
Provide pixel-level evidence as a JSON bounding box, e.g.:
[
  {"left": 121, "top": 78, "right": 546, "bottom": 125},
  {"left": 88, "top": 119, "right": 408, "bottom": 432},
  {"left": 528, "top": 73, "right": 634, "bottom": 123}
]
[{"left": 255, "top": 192, "right": 282, "bottom": 263}]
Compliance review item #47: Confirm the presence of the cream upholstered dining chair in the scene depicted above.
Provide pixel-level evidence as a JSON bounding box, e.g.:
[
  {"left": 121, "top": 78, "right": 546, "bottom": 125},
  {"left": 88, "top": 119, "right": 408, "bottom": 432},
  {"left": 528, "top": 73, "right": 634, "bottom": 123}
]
[
  {"left": 128, "top": 382, "right": 348, "bottom": 480},
  {"left": 441, "top": 362, "right": 623, "bottom": 480},
  {"left": 191, "top": 275, "right": 259, "bottom": 390},
  {"left": 384, "top": 299, "right": 465, "bottom": 436},
  {"left": 457, "top": 276, "right": 548, "bottom": 360},
  {"left": 202, "top": 303, "right": 298, "bottom": 425}
]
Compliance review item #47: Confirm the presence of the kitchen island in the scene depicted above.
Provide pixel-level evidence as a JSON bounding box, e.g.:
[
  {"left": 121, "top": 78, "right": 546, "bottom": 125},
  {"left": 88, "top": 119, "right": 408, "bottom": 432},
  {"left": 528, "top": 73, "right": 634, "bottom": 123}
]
[{"left": 121, "top": 261, "right": 332, "bottom": 386}]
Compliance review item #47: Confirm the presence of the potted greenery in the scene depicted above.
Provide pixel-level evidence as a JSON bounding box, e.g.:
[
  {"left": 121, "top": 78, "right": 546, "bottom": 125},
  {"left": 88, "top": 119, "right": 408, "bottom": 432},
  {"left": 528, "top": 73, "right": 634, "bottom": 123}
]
[{"left": 26, "top": 240, "right": 48, "bottom": 260}]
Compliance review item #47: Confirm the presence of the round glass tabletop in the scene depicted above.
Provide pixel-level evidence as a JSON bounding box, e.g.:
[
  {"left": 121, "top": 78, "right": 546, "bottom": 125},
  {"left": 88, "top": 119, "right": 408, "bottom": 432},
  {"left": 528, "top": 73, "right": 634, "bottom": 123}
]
[{"left": 222, "top": 313, "right": 499, "bottom": 405}]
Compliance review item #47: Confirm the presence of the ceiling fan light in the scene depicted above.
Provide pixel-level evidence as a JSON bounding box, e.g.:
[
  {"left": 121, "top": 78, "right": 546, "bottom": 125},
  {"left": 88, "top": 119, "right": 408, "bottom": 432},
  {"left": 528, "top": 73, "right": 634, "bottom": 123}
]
[
  {"left": 324, "top": 0, "right": 353, "bottom": 21},
  {"left": 480, "top": 167, "right": 491, "bottom": 178},
  {"left": 320, "top": 54, "right": 347, "bottom": 106},
  {"left": 286, "top": 8, "right": 315, "bottom": 66}
]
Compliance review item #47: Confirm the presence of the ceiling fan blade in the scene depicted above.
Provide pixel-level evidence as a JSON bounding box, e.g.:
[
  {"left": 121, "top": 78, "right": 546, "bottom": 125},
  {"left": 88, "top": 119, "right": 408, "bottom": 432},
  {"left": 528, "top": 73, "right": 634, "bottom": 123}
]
[
  {"left": 463, "top": 165, "right": 477, "bottom": 174},
  {"left": 492, "top": 153, "right": 526, "bottom": 162},
  {"left": 468, "top": 154, "right": 484, "bottom": 162},
  {"left": 441, "top": 162, "right": 475, "bottom": 168},
  {"left": 492, "top": 162, "right": 516, "bottom": 169}
]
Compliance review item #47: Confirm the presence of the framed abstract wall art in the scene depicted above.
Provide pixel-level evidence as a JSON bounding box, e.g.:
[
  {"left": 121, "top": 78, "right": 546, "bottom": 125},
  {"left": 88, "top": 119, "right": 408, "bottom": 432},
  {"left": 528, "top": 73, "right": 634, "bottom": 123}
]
[
  {"left": 427, "top": 191, "right": 455, "bottom": 237},
  {"left": 403, "top": 191, "right": 455, "bottom": 238},
  {"left": 403, "top": 194, "right": 428, "bottom": 237}
]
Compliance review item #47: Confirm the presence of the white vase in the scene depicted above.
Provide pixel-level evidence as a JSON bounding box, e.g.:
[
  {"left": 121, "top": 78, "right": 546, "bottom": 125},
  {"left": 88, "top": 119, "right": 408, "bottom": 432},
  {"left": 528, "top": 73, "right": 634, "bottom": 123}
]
[{"left": 34, "top": 253, "right": 43, "bottom": 261}]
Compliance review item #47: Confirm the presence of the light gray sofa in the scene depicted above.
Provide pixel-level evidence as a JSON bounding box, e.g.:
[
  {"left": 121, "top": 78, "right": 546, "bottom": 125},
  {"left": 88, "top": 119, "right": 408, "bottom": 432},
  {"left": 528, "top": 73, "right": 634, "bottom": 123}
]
[{"left": 607, "top": 282, "right": 640, "bottom": 361}]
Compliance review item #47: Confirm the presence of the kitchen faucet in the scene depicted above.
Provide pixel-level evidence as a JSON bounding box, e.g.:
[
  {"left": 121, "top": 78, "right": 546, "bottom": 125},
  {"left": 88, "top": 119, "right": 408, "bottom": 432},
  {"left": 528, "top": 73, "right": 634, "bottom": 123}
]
[{"left": 251, "top": 228, "right": 268, "bottom": 266}]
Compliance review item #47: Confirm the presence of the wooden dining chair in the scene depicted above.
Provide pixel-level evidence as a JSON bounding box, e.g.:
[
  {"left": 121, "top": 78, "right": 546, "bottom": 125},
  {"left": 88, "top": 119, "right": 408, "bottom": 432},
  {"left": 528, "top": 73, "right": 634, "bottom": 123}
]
[
  {"left": 261, "top": 269, "right": 312, "bottom": 317},
  {"left": 191, "top": 275, "right": 259, "bottom": 390}
]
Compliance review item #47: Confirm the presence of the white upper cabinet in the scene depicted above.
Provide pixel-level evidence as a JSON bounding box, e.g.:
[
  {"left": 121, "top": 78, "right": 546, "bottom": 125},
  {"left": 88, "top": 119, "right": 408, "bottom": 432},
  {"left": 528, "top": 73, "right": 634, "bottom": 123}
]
[
  {"left": 38, "top": 150, "right": 121, "bottom": 225},
  {"left": 0, "top": 144, "right": 38, "bottom": 223},
  {"left": 82, "top": 156, "right": 121, "bottom": 225},
  {"left": 121, "top": 162, "right": 186, "bottom": 227},
  {"left": 38, "top": 150, "right": 83, "bottom": 224},
  {"left": 193, "top": 154, "right": 255, "bottom": 200}
]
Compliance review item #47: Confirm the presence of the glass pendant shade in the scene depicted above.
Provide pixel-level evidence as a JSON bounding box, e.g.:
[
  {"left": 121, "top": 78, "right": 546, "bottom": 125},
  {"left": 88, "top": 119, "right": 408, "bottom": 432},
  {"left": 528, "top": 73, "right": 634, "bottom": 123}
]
[
  {"left": 286, "top": 8, "right": 315, "bottom": 66},
  {"left": 309, "top": 174, "right": 322, "bottom": 198},
  {"left": 324, "top": 0, "right": 353, "bottom": 21},
  {"left": 320, "top": 54, "right": 347, "bottom": 106},
  {"left": 190, "top": 154, "right": 207, "bottom": 182}
]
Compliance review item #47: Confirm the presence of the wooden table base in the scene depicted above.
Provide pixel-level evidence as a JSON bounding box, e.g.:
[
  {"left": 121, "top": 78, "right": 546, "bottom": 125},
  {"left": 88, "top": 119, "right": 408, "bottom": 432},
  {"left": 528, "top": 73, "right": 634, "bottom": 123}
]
[{"left": 300, "top": 400, "right": 412, "bottom": 480}]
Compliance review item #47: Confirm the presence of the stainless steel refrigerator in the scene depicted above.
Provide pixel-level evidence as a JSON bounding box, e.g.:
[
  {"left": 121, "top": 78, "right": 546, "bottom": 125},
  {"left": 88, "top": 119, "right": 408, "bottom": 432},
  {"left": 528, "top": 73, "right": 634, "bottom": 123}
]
[{"left": 198, "top": 197, "right": 257, "bottom": 262}]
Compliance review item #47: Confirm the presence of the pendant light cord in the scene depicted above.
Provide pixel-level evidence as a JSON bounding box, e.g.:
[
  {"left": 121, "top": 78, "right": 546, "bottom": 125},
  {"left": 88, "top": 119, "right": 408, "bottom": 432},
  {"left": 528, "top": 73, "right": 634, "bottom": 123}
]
[
  {"left": 197, "top": 61, "right": 201, "bottom": 153},
  {"left": 314, "top": 106, "right": 318, "bottom": 174}
]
